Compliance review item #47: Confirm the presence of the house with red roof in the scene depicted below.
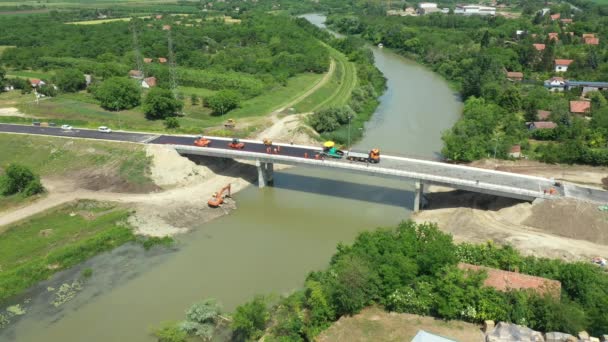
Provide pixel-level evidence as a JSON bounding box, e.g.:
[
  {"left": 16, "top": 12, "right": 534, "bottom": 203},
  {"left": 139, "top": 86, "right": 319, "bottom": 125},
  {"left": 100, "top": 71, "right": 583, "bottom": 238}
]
[
  {"left": 458, "top": 263, "right": 561, "bottom": 298},
  {"left": 544, "top": 76, "right": 566, "bottom": 91},
  {"left": 143, "top": 58, "right": 153, "bottom": 63},
  {"left": 570, "top": 100, "right": 591, "bottom": 115},
  {"left": 508, "top": 145, "right": 522, "bottom": 158},
  {"left": 548, "top": 32, "right": 559, "bottom": 41},
  {"left": 554, "top": 59, "right": 573, "bottom": 72},
  {"left": 158, "top": 57, "right": 167, "bottom": 63},
  {"left": 528, "top": 121, "right": 558, "bottom": 130},
  {"left": 29, "top": 79, "right": 45, "bottom": 88},
  {"left": 533, "top": 43, "right": 545, "bottom": 51},
  {"left": 141, "top": 77, "right": 157, "bottom": 89},
  {"left": 585, "top": 37, "right": 599, "bottom": 45},
  {"left": 537, "top": 110, "right": 551, "bottom": 120},
  {"left": 582, "top": 33, "right": 595, "bottom": 39},
  {"left": 550, "top": 13, "right": 560, "bottom": 20},
  {"left": 506, "top": 71, "right": 523, "bottom": 81}
]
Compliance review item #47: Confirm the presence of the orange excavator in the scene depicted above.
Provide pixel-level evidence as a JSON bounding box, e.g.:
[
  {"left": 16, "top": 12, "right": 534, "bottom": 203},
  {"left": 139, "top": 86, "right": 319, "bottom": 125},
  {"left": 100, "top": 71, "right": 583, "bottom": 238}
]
[
  {"left": 228, "top": 138, "right": 245, "bottom": 149},
  {"left": 194, "top": 136, "right": 211, "bottom": 147},
  {"left": 208, "top": 184, "right": 231, "bottom": 207}
]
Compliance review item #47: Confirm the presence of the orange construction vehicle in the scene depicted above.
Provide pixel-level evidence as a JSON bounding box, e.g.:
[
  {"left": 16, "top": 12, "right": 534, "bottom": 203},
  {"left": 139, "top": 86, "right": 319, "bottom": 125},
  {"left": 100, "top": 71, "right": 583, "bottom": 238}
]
[
  {"left": 194, "top": 136, "right": 211, "bottom": 147},
  {"left": 228, "top": 138, "right": 245, "bottom": 149},
  {"left": 263, "top": 138, "right": 272, "bottom": 146},
  {"left": 208, "top": 184, "right": 231, "bottom": 207},
  {"left": 369, "top": 148, "right": 380, "bottom": 163}
]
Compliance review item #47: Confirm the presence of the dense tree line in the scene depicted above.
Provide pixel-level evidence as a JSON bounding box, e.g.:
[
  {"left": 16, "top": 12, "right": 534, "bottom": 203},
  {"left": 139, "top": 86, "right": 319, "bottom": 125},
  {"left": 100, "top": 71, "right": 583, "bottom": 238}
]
[
  {"left": 325, "top": 1, "right": 608, "bottom": 164},
  {"left": 226, "top": 221, "right": 608, "bottom": 341},
  {"left": 0, "top": 12, "right": 329, "bottom": 101}
]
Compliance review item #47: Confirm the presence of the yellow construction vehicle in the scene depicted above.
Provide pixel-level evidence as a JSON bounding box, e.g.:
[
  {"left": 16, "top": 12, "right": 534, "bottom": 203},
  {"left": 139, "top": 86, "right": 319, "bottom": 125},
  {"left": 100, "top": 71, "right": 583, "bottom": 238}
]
[{"left": 224, "top": 119, "right": 236, "bottom": 128}]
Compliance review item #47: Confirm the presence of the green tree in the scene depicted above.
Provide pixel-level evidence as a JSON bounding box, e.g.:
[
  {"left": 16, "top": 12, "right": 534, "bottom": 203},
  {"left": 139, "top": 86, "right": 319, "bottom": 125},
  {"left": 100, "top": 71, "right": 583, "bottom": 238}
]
[
  {"left": 0, "top": 163, "right": 44, "bottom": 196},
  {"left": 0, "top": 67, "right": 5, "bottom": 91},
  {"left": 143, "top": 87, "right": 183, "bottom": 120},
  {"left": 55, "top": 68, "right": 86, "bottom": 93},
  {"left": 93, "top": 77, "right": 141, "bottom": 111},
  {"left": 190, "top": 94, "right": 199, "bottom": 105},
  {"left": 231, "top": 295, "right": 269, "bottom": 341},
  {"left": 205, "top": 90, "right": 240, "bottom": 116},
  {"left": 327, "top": 254, "right": 379, "bottom": 316},
  {"left": 480, "top": 30, "right": 490, "bottom": 48},
  {"left": 499, "top": 87, "right": 522, "bottom": 112},
  {"left": 154, "top": 322, "right": 187, "bottom": 342},
  {"left": 164, "top": 117, "right": 180, "bottom": 129},
  {"left": 179, "top": 299, "right": 222, "bottom": 340}
]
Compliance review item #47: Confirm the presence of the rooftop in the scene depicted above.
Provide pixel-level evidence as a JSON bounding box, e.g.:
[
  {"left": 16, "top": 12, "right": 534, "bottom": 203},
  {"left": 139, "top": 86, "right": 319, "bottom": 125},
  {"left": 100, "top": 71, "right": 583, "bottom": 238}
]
[
  {"left": 530, "top": 121, "right": 558, "bottom": 129},
  {"left": 585, "top": 37, "right": 599, "bottom": 45},
  {"left": 570, "top": 100, "right": 591, "bottom": 114},
  {"left": 582, "top": 33, "right": 595, "bottom": 38},
  {"left": 554, "top": 59, "right": 574, "bottom": 66},
  {"left": 537, "top": 110, "right": 551, "bottom": 120},
  {"left": 506, "top": 71, "right": 523, "bottom": 79},
  {"left": 533, "top": 43, "right": 545, "bottom": 51},
  {"left": 550, "top": 13, "right": 560, "bottom": 20}
]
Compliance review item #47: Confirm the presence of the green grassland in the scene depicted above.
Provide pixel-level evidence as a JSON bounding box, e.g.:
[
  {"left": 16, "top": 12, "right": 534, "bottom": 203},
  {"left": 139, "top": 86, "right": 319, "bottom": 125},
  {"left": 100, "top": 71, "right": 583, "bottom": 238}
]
[
  {"left": 0, "top": 200, "right": 135, "bottom": 303},
  {"left": 295, "top": 47, "right": 357, "bottom": 113},
  {"left": 0, "top": 134, "right": 154, "bottom": 188},
  {"left": 0, "top": 71, "right": 326, "bottom": 135}
]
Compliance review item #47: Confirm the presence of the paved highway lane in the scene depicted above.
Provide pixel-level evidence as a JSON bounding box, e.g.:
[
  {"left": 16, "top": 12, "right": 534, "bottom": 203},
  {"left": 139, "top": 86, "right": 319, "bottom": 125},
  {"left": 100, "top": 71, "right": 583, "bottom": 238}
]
[
  {"left": 150, "top": 135, "right": 321, "bottom": 158},
  {"left": 0, "top": 123, "right": 157, "bottom": 143}
]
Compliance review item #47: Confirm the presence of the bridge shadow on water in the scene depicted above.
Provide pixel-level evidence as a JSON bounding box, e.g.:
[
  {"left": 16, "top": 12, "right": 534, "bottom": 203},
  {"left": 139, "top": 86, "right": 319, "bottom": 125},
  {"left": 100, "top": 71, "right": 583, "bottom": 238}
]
[{"left": 272, "top": 172, "right": 414, "bottom": 208}]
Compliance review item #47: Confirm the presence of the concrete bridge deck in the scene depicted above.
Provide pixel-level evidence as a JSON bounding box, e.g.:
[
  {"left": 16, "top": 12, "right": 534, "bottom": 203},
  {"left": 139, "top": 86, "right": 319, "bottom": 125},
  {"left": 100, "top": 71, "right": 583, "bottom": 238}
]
[{"left": 2, "top": 123, "right": 606, "bottom": 210}]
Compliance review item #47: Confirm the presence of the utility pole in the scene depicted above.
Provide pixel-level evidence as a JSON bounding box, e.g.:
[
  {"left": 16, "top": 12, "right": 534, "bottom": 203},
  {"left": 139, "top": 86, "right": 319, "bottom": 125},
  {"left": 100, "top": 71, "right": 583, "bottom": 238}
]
[
  {"left": 347, "top": 115, "right": 352, "bottom": 148},
  {"left": 165, "top": 25, "right": 178, "bottom": 99},
  {"left": 130, "top": 21, "right": 144, "bottom": 79}
]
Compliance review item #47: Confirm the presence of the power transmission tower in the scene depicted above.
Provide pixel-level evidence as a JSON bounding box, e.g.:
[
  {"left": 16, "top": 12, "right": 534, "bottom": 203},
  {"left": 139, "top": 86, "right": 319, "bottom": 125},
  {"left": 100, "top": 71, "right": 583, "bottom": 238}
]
[
  {"left": 165, "top": 25, "right": 178, "bottom": 98},
  {"left": 130, "top": 21, "right": 145, "bottom": 79}
]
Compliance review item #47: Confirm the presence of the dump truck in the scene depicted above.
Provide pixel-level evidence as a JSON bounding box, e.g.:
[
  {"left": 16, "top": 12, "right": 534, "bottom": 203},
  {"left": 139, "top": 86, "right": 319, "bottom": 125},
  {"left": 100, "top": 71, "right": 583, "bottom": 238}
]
[{"left": 345, "top": 149, "right": 381, "bottom": 163}]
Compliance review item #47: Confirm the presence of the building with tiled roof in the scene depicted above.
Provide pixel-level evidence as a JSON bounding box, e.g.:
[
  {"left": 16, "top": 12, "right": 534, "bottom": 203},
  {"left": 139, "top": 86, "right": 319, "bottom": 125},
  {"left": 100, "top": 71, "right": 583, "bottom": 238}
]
[
  {"left": 506, "top": 71, "right": 523, "bottom": 81},
  {"left": 582, "top": 33, "right": 595, "bottom": 39},
  {"left": 548, "top": 32, "right": 559, "bottom": 41},
  {"left": 528, "top": 121, "right": 558, "bottom": 129},
  {"left": 570, "top": 100, "right": 591, "bottom": 114},
  {"left": 158, "top": 57, "right": 167, "bottom": 63},
  {"left": 585, "top": 37, "right": 599, "bottom": 45},
  {"left": 537, "top": 110, "right": 551, "bottom": 120},
  {"left": 554, "top": 59, "right": 574, "bottom": 72},
  {"left": 142, "top": 77, "right": 157, "bottom": 88},
  {"left": 143, "top": 58, "right": 153, "bottom": 63},
  {"left": 533, "top": 43, "right": 545, "bottom": 51},
  {"left": 550, "top": 13, "right": 560, "bottom": 20}
]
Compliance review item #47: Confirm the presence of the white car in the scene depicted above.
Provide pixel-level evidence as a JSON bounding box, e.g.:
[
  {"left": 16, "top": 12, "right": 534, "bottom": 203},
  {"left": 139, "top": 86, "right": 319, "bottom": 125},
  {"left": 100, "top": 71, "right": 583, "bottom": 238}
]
[
  {"left": 98, "top": 126, "right": 112, "bottom": 133},
  {"left": 61, "top": 124, "right": 72, "bottom": 130}
]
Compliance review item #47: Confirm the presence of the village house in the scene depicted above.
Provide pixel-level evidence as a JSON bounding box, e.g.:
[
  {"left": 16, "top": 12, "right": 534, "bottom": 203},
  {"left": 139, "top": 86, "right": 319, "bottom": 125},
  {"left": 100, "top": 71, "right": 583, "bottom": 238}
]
[
  {"left": 128, "top": 70, "right": 143, "bottom": 79},
  {"left": 506, "top": 71, "right": 523, "bottom": 81},
  {"left": 537, "top": 110, "right": 551, "bottom": 120},
  {"left": 29, "top": 79, "right": 45, "bottom": 87},
  {"left": 550, "top": 13, "right": 560, "bottom": 20},
  {"left": 162, "top": 25, "right": 171, "bottom": 31},
  {"left": 84, "top": 74, "right": 92, "bottom": 87},
  {"left": 585, "top": 37, "right": 599, "bottom": 45},
  {"left": 454, "top": 4, "right": 496, "bottom": 15},
  {"left": 570, "top": 100, "right": 591, "bottom": 115},
  {"left": 528, "top": 121, "right": 558, "bottom": 130},
  {"left": 141, "top": 77, "right": 157, "bottom": 89},
  {"left": 544, "top": 76, "right": 566, "bottom": 91},
  {"left": 458, "top": 263, "right": 561, "bottom": 298},
  {"left": 143, "top": 58, "right": 153, "bottom": 63},
  {"left": 533, "top": 43, "right": 545, "bottom": 51},
  {"left": 158, "top": 57, "right": 167, "bottom": 64},
  {"left": 554, "top": 59, "right": 573, "bottom": 72},
  {"left": 548, "top": 32, "right": 559, "bottom": 41},
  {"left": 582, "top": 33, "right": 595, "bottom": 39},
  {"left": 508, "top": 145, "right": 522, "bottom": 158},
  {"left": 417, "top": 2, "right": 441, "bottom": 15}
]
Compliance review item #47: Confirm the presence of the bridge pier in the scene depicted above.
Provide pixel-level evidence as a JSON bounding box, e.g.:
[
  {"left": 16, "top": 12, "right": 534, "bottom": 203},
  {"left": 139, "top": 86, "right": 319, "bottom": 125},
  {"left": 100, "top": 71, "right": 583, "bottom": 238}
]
[
  {"left": 413, "top": 181, "right": 425, "bottom": 212},
  {"left": 256, "top": 160, "right": 274, "bottom": 188}
]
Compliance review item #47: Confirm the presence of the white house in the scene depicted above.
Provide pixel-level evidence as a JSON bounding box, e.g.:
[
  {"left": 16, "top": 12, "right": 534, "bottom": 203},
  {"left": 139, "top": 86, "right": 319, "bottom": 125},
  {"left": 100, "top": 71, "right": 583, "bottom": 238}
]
[
  {"left": 141, "top": 76, "right": 157, "bottom": 89},
  {"left": 454, "top": 5, "right": 496, "bottom": 15},
  {"left": 544, "top": 77, "right": 566, "bottom": 91},
  {"left": 554, "top": 59, "right": 574, "bottom": 73},
  {"left": 417, "top": 2, "right": 440, "bottom": 15}
]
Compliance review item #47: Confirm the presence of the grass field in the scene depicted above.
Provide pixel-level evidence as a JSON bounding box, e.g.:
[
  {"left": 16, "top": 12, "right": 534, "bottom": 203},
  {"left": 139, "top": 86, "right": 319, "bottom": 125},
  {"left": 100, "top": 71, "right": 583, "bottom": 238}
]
[
  {"left": 6, "top": 70, "right": 52, "bottom": 79},
  {"left": 0, "top": 45, "right": 14, "bottom": 56},
  {"left": 0, "top": 70, "right": 326, "bottom": 134},
  {"left": 0, "top": 134, "right": 154, "bottom": 188},
  {"left": 0, "top": 200, "right": 135, "bottom": 304},
  {"left": 66, "top": 17, "right": 134, "bottom": 24},
  {"left": 295, "top": 46, "right": 356, "bottom": 113}
]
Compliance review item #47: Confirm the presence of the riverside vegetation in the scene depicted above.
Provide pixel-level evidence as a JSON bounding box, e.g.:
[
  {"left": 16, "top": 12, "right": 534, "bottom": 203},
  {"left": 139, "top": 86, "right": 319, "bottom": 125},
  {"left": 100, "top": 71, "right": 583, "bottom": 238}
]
[
  {"left": 324, "top": 0, "right": 608, "bottom": 165},
  {"left": 162, "top": 221, "right": 608, "bottom": 341}
]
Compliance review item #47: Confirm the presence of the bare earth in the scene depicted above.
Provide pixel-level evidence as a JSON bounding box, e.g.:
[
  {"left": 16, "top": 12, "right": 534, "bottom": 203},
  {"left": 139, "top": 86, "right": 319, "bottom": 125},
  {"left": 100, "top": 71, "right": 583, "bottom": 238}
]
[
  {"left": 413, "top": 186, "right": 608, "bottom": 261},
  {"left": 318, "top": 306, "right": 484, "bottom": 342}
]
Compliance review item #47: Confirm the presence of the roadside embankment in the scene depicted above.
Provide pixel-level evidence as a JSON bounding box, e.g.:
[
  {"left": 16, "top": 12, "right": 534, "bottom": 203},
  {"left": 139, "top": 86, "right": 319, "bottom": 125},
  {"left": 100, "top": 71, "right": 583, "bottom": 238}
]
[{"left": 413, "top": 185, "right": 608, "bottom": 261}]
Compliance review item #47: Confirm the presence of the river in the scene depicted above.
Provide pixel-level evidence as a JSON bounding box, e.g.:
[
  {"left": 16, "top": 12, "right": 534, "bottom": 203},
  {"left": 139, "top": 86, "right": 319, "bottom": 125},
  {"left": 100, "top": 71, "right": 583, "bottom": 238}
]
[{"left": 1, "top": 13, "right": 461, "bottom": 342}]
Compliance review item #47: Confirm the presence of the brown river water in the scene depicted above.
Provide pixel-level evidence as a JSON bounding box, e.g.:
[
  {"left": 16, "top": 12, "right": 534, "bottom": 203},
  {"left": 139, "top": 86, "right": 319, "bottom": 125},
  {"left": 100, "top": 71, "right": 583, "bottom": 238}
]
[{"left": 1, "top": 13, "right": 461, "bottom": 342}]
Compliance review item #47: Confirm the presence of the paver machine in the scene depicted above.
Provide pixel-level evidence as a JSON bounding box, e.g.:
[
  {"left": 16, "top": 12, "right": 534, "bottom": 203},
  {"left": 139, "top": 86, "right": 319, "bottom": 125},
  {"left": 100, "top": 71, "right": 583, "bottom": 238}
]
[{"left": 319, "top": 141, "right": 344, "bottom": 159}]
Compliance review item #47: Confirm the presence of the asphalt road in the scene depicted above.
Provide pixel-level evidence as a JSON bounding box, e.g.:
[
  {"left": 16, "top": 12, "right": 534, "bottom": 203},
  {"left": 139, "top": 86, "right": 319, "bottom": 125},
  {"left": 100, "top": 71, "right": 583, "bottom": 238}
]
[
  {"left": 3, "top": 123, "right": 606, "bottom": 201},
  {"left": 0, "top": 123, "right": 156, "bottom": 143}
]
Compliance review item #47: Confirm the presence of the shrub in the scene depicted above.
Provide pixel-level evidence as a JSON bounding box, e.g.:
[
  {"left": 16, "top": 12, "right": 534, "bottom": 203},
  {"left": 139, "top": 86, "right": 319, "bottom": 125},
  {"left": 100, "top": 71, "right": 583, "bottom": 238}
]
[
  {"left": 55, "top": 68, "right": 86, "bottom": 92},
  {"left": 205, "top": 90, "right": 240, "bottom": 115},
  {"left": 153, "top": 322, "right": 187, "bottom": 342},
  {"left": 231, "top": 295, "right": 269, "bottom": 340},
  {"left": 0, "top": 163, "right": 44, "bottom": 196},
  {"left": 164, "top": 117, "right": 180, "bottom": 129}
]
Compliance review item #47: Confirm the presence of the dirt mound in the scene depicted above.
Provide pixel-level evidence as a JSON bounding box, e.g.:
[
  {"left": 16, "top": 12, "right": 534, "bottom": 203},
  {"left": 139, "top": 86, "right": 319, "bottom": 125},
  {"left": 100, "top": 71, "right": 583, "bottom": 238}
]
[
  {"left": 74, "top": 169, "right": 158, "bottom": 193},
  {"left": 524, "top": 199, "right": 608, "bottom": 245},
  {"left": 146, "top": 145, "right": 213, "bottom": 188}
]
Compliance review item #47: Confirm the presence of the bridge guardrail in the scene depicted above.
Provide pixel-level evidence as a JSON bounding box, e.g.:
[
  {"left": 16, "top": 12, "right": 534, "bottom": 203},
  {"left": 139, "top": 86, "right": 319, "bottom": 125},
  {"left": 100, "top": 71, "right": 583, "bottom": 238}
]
[{"left": 173, "top": 145, "right": 554, "bottom": 201}]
